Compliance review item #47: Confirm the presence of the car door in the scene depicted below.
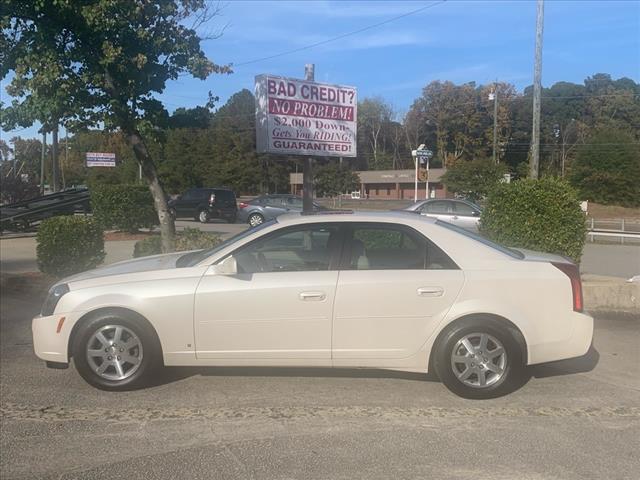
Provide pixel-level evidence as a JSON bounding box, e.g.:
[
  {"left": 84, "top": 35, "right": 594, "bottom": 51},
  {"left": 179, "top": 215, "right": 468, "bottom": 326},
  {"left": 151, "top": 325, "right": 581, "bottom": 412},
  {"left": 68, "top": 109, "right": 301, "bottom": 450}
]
[
  {"left": 332, "top": 223, "right": 464, "bottom": 361},
  {"left": 193, "top": 223, "right": 343, "bottom": 361},
  {"left": 262, "top": 196, "right": 289, "bottom": 220},
  {"left": 451, "top": 201, "right": 481, "bottom": 231},
  {"left": 174, "top": 189, "right": 195, "bottom": 217}
]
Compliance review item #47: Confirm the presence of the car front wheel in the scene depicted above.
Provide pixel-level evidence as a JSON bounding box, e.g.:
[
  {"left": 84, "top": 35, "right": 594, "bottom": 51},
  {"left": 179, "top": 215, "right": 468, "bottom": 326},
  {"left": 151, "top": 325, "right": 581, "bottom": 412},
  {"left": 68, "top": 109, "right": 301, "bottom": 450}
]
[
  {"left": 433, "top": 319, "right": 524, "bottom": 399},
  {"left": 72, "top": 312, "right": 160, "bottom": 390},
  {"left": 248, "top": 213, "right": 264, "bottom": 227},
  {"left": 198, "top": 210, "right": 210, "bottom": 223}
]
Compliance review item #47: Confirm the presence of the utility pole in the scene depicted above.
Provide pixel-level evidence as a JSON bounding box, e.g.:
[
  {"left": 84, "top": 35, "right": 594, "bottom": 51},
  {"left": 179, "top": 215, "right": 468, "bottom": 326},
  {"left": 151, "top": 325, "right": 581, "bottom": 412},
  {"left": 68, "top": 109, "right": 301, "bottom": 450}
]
[
  {"left": 40, "top": 131, "right": 46, "bottom": 195},
  {"left": 491, "top": 81, "right": 499, "bottom": 164},
  {"left": 530, "top": 0, "right": 544, "bottom": 179},
  {"left": 51, "top": 124, "right": 59, "bottom": 192},
  {"left": 302, "top": 63, "right": 315, "bottom": 213},
  {"left": 63, "top": 130, "right": 68, "bottom": 189}
]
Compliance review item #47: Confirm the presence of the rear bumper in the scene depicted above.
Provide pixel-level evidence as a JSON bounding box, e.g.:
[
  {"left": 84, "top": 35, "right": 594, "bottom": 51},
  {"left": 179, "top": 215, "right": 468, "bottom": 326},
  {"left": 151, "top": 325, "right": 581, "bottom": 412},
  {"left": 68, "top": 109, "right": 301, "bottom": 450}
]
[{"left": 528, "top": 311, "right": 594, "bottom": 365}]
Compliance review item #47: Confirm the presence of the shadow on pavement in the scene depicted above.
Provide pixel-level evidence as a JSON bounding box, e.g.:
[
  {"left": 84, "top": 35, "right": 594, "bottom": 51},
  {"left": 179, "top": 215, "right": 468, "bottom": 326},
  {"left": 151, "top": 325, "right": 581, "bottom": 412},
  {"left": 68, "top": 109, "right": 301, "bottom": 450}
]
[
  {"left": 148, "top": 366, "right": 440, "bottom": 387},
  {"left": 528, "top": 346, "right": 600, "bottom": 378}
]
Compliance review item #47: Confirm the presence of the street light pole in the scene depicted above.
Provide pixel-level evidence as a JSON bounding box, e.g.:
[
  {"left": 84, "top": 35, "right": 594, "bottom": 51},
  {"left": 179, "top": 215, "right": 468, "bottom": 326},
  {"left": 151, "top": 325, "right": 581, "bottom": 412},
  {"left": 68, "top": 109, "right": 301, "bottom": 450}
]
[{"left": 492, "top": 82, "right": 499, "bottom": 164}]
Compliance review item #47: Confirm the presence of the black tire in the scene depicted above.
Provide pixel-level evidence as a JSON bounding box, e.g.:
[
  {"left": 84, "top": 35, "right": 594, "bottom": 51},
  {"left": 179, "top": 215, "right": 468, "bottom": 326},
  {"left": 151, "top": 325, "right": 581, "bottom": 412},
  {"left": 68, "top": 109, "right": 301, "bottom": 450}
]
[
  {"left": 248, "top": 213, "right": 264, "bottom": 227},
  {"left": 226, "top": 214, "right": 237, "bottom": 224},
  {"left": 433, "top": 318, "right": 525, "bottom": 399},
  {"left": 72, "top": 311, "right": 161, "bottom": 391},
  {"left": 197, "top": 209, "right": 210, "bottom": 223}
]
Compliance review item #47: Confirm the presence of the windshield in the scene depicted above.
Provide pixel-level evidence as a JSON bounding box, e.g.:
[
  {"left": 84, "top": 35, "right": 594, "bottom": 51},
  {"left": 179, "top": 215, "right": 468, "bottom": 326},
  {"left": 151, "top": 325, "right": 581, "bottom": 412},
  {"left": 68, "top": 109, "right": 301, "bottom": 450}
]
[
  {"left": 435, "top": 220, "right": 524, "bottom": 259},
  {"left": 176, "top": 220, "right": 277, "bottom": 267}
]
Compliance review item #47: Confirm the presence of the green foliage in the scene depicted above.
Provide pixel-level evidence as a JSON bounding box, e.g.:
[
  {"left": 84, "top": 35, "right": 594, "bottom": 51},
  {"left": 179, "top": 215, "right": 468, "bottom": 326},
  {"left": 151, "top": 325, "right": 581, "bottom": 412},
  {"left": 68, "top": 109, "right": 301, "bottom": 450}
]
[
  {"left": 0, "top": 171, "right": 40, "bottom": 204},
  {"left": 91, "top": 184, "right": 158, "bottom": 233},
  {"left": 480, "top": 178, "right": 586, "bottom": 262},
  {"left": 314, "top": 163, "right": 360, "bottom": 198},
  {"left": 569, "top": 129, "right": 640, "bottom": 207},
  {"left": 133, "top": 228, "right": 221, "bottom": 258},
  {"left": 36, "top": 216, "right": 105, "bottom": 277},
  {"left": 441, "top": 158, "right": 509, "bottom": 202}
]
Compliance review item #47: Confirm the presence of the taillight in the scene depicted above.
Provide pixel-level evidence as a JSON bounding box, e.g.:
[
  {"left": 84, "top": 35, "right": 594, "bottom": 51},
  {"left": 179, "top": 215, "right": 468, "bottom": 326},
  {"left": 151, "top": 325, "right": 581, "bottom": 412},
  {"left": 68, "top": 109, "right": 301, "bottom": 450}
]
[
  {"left": 238, "top": 202, "right": 248, "bottom": 209},
  {"left": 552, "top": 262, "right": 583, "bottom": 312}
]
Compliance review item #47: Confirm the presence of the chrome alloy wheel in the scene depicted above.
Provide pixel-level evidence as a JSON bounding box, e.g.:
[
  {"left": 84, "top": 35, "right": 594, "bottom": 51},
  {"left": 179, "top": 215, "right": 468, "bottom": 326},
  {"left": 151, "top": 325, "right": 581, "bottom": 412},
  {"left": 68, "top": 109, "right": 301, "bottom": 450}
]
[
  {"left": 199, "top": 210, "right": 209, "bottom": 223},
  {"left": 86, "top": 325, "right": 144, "bottom": 381},
  {"left": 249, "top": 214, "right": 263, "bottom": 227},
  {"left": 450, "top": 333, "right": 507, "bottom": 388}
]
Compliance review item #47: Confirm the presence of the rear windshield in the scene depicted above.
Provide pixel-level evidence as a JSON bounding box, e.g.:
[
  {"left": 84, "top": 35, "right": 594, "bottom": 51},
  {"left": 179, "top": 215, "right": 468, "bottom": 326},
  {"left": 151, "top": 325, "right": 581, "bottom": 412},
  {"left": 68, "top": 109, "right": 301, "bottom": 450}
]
[
  {"left": 214, "top": 189, "right": 236, "bottom": 202},
  {"left": 435, "top": 220, "right": 524, "bottom": 259}
]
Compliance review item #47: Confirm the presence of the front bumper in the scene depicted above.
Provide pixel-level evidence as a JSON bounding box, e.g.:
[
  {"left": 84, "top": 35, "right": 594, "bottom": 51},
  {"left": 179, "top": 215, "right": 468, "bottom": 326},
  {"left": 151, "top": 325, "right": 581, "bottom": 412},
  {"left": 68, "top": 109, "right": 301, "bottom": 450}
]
[{"left": 32, "top": 311, "right": 82, "bottom": 364}]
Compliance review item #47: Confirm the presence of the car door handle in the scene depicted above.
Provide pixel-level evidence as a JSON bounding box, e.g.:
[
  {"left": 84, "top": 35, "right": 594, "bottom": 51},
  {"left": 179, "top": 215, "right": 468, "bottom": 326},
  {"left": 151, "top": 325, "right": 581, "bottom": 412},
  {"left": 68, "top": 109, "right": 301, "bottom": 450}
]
[
  {"left": 299, "top": 291, "right": 326, "bottom": 301},
  {"left": 417, "top": 287, "right": 444, "bottom": 297}
]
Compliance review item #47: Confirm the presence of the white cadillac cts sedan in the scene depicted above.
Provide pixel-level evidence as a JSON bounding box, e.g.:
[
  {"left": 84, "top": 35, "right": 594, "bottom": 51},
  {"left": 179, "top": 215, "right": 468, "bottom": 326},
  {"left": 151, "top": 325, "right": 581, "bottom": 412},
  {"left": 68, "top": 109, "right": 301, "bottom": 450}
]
[{"left": 33, "top": 211, "right": 593, "bottom": 399}]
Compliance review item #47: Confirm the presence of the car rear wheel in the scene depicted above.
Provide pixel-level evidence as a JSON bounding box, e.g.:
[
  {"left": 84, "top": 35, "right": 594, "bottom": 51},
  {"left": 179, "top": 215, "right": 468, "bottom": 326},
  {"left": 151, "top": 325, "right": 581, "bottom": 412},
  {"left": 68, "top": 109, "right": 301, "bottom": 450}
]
[
  {"left": 248, "top": 213, "right": 264, "bottom": 227},
  {"left": 198, "top": 209, "right": 210, "bottom": 223},
  {"left": 433, "top": 319, "right": 524, "bottom": 399},
  {"left": 72, "top": 312, "right": 160, "bottom": 391}
]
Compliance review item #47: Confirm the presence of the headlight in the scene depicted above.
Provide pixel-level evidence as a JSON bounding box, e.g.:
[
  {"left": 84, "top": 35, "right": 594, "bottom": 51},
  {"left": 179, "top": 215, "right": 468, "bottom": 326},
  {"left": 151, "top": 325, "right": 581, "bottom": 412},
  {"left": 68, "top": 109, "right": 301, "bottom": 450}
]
[{"left": 41, "top": 284, "right": 70, "bottom": 316}]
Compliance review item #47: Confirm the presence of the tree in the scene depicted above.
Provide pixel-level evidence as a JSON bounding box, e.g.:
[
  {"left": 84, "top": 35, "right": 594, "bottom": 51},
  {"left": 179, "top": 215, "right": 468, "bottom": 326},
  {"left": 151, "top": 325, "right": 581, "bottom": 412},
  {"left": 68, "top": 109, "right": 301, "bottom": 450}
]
[
  {"left": 358, "top": 97, "right": 394, "bottom": 169},
  {"left": 569, "top": 128, "right": 640, "bottom": 207},
  {"left": 314, "top": 163, "right": 360, "bottom": 199},
  {"left": 2, "top": 0, "right": 230, "bottom": 252},
  {"left": 441, "top": 158, "right": 508, "bottom": 202}
]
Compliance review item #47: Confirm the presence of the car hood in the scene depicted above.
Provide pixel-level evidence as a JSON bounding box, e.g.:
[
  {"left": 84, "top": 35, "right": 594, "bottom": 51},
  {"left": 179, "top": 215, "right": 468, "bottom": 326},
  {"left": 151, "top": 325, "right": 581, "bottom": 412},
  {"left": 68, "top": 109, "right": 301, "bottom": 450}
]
[{"left": 60, "top": 251, "right": 187, "bottom": 287}]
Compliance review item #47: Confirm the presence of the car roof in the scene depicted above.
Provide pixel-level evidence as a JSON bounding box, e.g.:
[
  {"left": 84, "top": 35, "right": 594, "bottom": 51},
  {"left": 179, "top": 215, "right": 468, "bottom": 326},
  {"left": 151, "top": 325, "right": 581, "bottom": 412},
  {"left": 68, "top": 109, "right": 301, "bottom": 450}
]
[{"left": 275, "top": 210, "right": 438, "bottom": 225}]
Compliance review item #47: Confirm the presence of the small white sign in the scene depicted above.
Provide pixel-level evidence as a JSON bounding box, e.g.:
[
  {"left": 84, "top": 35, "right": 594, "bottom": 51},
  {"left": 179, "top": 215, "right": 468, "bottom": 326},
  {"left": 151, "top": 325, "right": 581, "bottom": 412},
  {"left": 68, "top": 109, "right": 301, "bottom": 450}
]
[
  {"left": 255, "top": 74, "right": 357, "bottom": 157},
  {"left": 86, "top": 152, "right": 116, "bottom": 167}
]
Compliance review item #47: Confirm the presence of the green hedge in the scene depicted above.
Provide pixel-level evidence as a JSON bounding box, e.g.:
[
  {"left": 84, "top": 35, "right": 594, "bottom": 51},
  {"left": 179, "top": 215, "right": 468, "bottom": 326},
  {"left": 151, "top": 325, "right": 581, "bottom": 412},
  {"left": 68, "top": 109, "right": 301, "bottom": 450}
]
[
  {"left": 480, "top": 177, "right": 586, "bottom": 262},
  {"left": 37, "top": 216, "right": 106, "bottom": 277},
  {"left": 91, "top": 184, "right": 158, "bottom": 233},
  {"left": 133, "top": 228, "right": 221, "bottom": 258}
]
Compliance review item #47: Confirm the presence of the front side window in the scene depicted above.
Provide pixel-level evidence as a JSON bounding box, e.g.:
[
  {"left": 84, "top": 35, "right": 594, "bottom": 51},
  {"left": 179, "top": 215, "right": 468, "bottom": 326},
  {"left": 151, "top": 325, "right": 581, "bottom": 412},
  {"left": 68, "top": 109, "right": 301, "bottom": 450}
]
[
  {"left": 234, "top": 224, "right": 341, "bottom": 273},
  {"left": 422, "top": 201, "right": 451, "bottom": 214},
  {"left": 346, "top": 224, "right": 457, "bottom": 270}
]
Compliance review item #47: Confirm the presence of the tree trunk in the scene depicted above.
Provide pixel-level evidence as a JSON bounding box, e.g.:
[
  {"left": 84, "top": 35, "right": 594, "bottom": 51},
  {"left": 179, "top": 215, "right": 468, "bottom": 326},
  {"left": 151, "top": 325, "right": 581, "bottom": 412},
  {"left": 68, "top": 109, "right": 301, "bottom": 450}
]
[{"left": 125, "top": 130, "right": 176, "bottom": 253}]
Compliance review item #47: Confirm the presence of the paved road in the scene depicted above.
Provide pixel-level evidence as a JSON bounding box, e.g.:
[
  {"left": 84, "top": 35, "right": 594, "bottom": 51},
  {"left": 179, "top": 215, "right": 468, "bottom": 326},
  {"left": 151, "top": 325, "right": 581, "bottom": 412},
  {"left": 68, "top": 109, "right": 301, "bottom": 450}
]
[
  {"left": 1, "top": 291, "right": 638, "bottom": 479},
  {"left": 581, "top": 243, "right": 640, "bottom": 279}
]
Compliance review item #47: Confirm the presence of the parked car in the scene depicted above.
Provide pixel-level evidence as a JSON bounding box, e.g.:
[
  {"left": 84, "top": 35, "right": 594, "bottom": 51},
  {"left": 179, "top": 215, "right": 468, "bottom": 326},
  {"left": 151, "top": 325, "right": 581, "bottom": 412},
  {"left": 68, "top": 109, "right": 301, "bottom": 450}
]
[
  {"left": 403, "top": 199, "right": 482, "bottom": 231},
  {"left": 32, "top": 211, "right": 592, "bottom": 399},
  {"left": 168, "top": 187, "right": 237, "bottom": 223},
  {"left": 238, "top": 194, "right": 325, "bottom": 227}
]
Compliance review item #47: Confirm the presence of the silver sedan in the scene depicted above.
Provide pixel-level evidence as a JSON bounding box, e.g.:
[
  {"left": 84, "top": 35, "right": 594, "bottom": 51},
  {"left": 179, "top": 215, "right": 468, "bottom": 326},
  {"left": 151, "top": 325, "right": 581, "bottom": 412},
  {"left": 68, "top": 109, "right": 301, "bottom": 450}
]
[
  {"left": 403, "top": 199, "right": 482, "bottom": 231},
  {"left": 238, "top": 194, "right": 325, "bottom": 227}
]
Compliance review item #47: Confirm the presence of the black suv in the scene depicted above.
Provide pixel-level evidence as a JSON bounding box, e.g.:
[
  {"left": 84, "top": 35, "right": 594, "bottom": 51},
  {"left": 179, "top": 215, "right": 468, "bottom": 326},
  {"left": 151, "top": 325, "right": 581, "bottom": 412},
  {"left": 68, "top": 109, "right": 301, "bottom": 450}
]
[{"left": 168, "top": 188, "right": 237, "bottom": 223}]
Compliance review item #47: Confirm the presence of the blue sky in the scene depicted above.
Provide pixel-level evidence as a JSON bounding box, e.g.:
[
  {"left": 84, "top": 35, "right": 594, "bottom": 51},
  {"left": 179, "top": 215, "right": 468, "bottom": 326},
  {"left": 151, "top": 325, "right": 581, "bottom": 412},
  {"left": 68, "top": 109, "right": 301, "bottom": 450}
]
[{"left": 2, "top": 0, "right": 639, "bottom": 140}]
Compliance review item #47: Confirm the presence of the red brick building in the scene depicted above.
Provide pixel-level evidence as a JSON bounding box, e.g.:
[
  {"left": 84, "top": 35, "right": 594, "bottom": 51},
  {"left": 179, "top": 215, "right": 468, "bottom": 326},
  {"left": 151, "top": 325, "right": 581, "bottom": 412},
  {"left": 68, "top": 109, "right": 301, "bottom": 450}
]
[{"left": 290, "top": 168, "right": 449, "bottom": 200}]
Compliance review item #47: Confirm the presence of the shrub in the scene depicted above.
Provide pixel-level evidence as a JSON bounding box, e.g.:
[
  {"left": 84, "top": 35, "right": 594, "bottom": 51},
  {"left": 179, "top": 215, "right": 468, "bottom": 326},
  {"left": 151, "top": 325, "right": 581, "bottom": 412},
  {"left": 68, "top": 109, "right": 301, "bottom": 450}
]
[
  {"left": 37, "top": 216, "right": 105, "bottom": 277},
  {"left": 91, "top": 184, "right": 158, "bottom": 233},
  {"left": 480, "top": 177, "right": 586, "bottom": 262},
  {"left": 133, "top": 228, "right": 221, "bottom": 258}
]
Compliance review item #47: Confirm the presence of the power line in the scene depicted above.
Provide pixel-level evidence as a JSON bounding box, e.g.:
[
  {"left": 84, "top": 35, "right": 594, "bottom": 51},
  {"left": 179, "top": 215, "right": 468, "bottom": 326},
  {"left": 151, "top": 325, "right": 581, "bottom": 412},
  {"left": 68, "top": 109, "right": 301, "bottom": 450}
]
[{"left": 233, "top": 1, "right": 447, "bottom": 67}]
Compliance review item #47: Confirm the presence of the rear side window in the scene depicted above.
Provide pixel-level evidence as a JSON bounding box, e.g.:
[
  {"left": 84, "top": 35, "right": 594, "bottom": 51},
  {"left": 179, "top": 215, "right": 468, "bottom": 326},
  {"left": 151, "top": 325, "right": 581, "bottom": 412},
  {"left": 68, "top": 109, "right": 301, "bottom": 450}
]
[
  {"left": 214, "top": 189, "right": 235, "bottom": 204},
  {"left": 345, "top": 224, "right": 458, "bottom": 270},
  {"left": 453, "top": 202, "right": 476, "bottom": 216}
]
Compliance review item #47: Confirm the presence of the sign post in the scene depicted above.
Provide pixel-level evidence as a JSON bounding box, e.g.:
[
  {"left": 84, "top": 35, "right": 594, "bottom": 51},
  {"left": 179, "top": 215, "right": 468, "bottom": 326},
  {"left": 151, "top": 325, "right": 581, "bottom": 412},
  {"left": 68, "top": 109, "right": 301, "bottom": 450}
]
[
  {"left": 416, "top": 148, "right": 433, "bottom": 199},
  {"left": 255, "top": 68, "right": 357, "bottom": 213}
]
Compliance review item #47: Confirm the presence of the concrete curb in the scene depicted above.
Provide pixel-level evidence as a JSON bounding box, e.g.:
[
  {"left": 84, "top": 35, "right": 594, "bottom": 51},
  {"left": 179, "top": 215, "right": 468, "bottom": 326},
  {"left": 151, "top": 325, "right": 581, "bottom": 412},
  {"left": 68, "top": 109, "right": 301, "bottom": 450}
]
[{"left": 582, "top": 274, "right": 639, "bottom": 314}]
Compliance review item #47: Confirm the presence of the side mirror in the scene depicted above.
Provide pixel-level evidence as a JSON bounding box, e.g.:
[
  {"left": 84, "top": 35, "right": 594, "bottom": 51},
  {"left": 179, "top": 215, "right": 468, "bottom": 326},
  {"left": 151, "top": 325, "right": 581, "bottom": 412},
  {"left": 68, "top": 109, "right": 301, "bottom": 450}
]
[{"left": 213, "top": 255, "right": 238, "bottom": 275}]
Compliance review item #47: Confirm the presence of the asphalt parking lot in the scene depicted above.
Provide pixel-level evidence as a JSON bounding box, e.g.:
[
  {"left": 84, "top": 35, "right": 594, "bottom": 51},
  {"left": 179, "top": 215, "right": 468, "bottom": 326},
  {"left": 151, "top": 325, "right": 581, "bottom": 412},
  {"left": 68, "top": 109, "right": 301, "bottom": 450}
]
[{"left": 1, "top": 291, "right": 638, "bottom": 480}]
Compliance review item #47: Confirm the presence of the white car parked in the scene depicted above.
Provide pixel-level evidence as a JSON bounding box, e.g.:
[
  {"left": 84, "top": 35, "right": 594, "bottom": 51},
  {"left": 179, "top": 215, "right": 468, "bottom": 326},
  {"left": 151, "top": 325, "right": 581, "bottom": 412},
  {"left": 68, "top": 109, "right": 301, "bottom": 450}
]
[{"left": 33, "top": 211, "right": 593, "bottom": 399}]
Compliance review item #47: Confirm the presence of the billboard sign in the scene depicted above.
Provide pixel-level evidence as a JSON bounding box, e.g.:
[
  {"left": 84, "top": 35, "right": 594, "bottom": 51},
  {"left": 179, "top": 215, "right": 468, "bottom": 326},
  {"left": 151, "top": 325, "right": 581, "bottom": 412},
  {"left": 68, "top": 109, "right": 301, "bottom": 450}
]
[
  {"left": 255, "top": 74, "right": 357, "bottom": 157},
  {"left": 86, "top": 152, "right": 116, "bottom": 167}
]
